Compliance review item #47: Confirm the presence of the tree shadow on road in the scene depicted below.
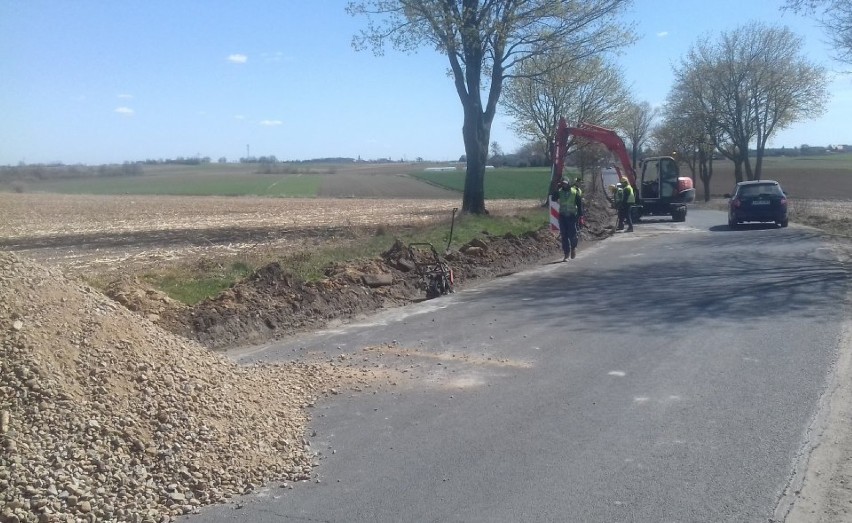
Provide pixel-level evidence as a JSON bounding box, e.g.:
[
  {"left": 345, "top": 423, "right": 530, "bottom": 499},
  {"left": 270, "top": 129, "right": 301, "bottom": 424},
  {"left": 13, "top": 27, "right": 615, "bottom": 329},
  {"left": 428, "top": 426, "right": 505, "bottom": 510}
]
[{"left": 487, "top": 229, "right": 849, "bottom": 335}]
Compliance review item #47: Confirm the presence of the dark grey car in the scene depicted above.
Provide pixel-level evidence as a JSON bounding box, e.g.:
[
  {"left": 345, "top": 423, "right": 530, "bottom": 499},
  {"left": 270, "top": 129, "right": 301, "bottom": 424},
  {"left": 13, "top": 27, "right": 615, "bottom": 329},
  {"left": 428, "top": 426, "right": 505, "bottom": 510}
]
[{"left": 726, "top": 180, "right": 789, "bottom": 229}]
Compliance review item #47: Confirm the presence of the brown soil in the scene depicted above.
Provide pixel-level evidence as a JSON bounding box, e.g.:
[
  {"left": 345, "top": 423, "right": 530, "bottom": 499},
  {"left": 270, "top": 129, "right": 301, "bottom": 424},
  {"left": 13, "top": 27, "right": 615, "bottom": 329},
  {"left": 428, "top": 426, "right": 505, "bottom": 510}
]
[
  {"left": 117, "top": 194, "right": 614, "bottom": 351},
  {"left": 692, "top": 160, "right": 852, "bottom": 201},
  {"left": 0, "top": 187, "right": 615, "bottom": 352},
  {"left": 0, "top": 193, "right": 540, "bottom": 275}
]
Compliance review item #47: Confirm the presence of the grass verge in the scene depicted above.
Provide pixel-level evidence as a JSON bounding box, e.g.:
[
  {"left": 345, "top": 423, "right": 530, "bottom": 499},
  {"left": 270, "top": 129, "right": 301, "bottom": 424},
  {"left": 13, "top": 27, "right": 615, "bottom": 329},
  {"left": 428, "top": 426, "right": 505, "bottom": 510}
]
[
  {"left": 127, "top": 205, "right": 549, "bottom": 305},
  {"left": 149, "top": 262, "right": 255, "bottom": 305}
]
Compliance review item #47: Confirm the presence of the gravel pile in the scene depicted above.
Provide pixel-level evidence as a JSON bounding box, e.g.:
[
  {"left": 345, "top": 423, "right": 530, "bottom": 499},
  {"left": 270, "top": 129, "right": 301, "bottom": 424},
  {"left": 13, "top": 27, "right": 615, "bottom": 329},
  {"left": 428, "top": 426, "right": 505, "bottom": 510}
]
[{"left": 0, "top": 252, "right": 342, "bottom": 523}]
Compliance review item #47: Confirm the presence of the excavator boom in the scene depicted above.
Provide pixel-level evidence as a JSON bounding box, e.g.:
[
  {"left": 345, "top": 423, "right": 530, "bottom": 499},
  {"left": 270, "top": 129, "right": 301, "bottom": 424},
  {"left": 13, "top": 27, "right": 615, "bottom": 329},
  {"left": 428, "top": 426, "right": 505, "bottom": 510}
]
[{"left": 552, "top": 118, "right": 636, "bottom": 187}]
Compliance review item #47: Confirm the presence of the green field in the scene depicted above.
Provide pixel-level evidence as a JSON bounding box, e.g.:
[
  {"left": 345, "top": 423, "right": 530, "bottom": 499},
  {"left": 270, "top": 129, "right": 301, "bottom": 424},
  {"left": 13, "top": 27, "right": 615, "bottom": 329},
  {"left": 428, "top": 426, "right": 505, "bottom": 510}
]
[
  {"left": 411, "top": 167, "right": 581, "bottom": 199},
  {"left": 8, "top": 162, "right": 575, "bottom": 199},
  {"left": 6, "top": 155, "right": 849, "bottom": 199}
]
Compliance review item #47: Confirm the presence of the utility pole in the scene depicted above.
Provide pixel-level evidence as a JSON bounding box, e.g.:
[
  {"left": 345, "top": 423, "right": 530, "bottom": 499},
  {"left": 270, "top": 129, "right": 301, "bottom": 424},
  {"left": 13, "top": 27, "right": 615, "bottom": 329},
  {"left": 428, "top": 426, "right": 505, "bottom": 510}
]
[{"left": 246, "top": 144, "right": 250, "bottom": 160}]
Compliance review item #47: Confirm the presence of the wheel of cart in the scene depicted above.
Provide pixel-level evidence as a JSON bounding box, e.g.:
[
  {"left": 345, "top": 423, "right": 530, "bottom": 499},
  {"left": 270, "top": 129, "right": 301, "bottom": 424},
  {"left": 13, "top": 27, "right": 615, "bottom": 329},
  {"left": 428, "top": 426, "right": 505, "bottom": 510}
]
[{"left": 407, "top": 242, "right": 454, "bottom": 299}]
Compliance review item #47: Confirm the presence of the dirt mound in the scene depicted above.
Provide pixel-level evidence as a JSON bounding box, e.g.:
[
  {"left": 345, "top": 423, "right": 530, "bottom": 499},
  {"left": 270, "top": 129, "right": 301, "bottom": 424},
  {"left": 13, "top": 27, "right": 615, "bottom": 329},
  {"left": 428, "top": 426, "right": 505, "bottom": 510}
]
[
  {"left": 104, "top": 275, "right": 190, "bottom": 327},
  {"left": 168, "top": 193, "right": 616, "bottom": 351},
  {"left": 183, "top": 256, "right": 424, "bottom": 349},
  {"left": 192, "top": 230, "right": 561, "bottom": 349},
  {"left": 0, "top": 252, "right": 374, "bottom": 523}
]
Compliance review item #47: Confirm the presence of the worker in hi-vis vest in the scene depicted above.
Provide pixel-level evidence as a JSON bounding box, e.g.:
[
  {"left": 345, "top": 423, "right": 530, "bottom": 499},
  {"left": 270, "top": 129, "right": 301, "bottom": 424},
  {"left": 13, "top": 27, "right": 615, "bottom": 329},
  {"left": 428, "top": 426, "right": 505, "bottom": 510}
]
[
  {"left": 616, "top": 176, "right": 635, "bottom": 232},
  {"left": 551, "top": 178, "right": 585, "bottom": 261}
]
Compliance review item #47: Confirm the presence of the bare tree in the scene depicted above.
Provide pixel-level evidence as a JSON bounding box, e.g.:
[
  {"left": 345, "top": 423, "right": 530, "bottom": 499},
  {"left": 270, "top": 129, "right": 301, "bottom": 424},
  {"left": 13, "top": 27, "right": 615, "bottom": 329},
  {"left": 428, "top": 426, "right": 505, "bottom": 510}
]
[
  {"left": 672, "top": 22, "right": 828, "bottom": 182},
  {"left": 784, "top": 0, "right": 852, "bottom": 64},
  {"left": 489, "top": 141, "right": 503, "bottom": 158},
  {"left": 658, "top": 89, "right": 718, "bottom": 201},
  {"left": 501, "top": 54, "right": 631, "bottom": 165},
  {"left": 347, "top": 0, "right": 634, "bottom": 214},
  {"left": 621, "top": 101, "right": 658, "bottom": 170}
]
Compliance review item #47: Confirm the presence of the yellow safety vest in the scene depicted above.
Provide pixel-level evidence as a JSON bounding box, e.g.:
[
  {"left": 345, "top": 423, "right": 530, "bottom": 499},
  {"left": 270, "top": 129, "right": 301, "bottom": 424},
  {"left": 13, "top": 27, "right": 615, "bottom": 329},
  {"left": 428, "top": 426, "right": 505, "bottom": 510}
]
[
  {"left": 624, "top": 184, "right": 636, "bottom": 204},
  {"left": 559, "top": 187, "right": 580, "bottom": 216}
]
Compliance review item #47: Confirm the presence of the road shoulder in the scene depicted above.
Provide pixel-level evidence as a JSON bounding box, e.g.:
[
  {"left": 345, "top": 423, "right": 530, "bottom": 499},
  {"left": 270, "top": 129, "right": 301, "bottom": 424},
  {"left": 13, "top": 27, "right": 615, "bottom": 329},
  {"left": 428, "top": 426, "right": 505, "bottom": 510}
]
[{"left": 779, "top": 242, "right": 852, "bottom": 522}]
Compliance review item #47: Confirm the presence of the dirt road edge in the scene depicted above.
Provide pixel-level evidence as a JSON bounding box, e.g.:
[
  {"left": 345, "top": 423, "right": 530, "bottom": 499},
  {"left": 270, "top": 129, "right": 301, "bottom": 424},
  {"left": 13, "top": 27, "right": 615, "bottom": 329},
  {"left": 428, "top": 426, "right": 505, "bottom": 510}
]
[{"left": 776, "top": 249, "right": 852, "bottom": 522}]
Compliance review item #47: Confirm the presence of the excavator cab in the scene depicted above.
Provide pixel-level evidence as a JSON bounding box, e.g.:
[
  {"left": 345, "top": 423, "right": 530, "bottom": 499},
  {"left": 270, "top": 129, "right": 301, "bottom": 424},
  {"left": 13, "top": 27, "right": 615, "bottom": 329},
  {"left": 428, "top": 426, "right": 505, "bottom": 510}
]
[
  {"left": 637, "top": 157, "right": 695, "bottom": 222},
  {"left": 640, "top": 157, "right": 678, "bottom": 200}
]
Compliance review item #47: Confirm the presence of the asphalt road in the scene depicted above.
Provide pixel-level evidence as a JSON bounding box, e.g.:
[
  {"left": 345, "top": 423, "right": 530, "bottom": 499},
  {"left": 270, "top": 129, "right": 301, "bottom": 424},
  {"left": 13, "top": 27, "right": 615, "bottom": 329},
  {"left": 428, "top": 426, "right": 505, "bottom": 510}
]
[{"left": 189, "top": 209, "right": 851, "bottom": 523}]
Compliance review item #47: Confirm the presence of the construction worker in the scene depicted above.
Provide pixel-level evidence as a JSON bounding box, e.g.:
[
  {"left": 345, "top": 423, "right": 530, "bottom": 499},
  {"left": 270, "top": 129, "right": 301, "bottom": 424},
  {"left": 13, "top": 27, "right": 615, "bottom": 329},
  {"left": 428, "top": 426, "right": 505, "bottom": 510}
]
[
  {"left": 612, "top": 182, "right": 624, "bottom": 226},
  {"left": 616, "top": 176, "right": 635, "bottom": 232},
  {"left": 551, "top": 178, "right": 585, "bottom": 261}
]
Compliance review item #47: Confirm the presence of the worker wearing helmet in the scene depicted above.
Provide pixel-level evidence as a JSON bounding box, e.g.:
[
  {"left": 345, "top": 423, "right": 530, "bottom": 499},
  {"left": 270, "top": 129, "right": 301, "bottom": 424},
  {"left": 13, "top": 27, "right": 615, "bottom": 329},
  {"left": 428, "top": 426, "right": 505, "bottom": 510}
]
[
  {"left": 611, "top": 183, "right": 622, "bottom": 210},
  {"left": 616, "top": 176, "right": 635, "bottom": 232},
  {"left": 551, "top": 178, "right": 585, "bottom": 261}
]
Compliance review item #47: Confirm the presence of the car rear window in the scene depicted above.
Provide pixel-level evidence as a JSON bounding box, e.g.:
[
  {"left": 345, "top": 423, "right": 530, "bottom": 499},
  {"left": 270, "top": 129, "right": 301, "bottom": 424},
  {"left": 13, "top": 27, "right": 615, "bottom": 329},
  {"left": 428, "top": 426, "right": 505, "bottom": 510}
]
[{"left": 738, "top": 184, "right": 783, "bottom": 197}]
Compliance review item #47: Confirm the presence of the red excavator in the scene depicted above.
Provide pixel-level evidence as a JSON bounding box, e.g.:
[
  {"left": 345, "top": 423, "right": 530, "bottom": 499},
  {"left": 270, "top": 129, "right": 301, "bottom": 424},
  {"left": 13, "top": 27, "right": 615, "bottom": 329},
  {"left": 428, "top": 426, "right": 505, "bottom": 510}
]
[{"left": 551, "top": 118, "right": 695, "bottom": 222}]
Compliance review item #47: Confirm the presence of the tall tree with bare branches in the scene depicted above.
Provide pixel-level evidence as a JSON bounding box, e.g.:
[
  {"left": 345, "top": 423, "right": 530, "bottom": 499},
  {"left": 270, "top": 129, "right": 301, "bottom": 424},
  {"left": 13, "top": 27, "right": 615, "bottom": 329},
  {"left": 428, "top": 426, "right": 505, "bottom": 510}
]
[
  {"left": 501, "top": 54, "right": 631, "bottom": 166},
  {"left": 658, "top": 85, "right": 719, "bottom": 200},
  {"left": 672, "top": 22, "right": 828, "bottom": 182},
  {"left": 622, "top": 101, "right": 658, "bottom": 171},
  {"left": 347, "top": 0, "right": 634, "bottom": 214}
]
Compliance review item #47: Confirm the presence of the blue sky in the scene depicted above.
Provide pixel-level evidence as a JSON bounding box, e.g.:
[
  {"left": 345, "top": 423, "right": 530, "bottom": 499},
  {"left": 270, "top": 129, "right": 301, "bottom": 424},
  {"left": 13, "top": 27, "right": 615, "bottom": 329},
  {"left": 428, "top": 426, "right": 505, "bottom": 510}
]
[{"left": 1, "top": 0, "right": 849, "bottom": 165}]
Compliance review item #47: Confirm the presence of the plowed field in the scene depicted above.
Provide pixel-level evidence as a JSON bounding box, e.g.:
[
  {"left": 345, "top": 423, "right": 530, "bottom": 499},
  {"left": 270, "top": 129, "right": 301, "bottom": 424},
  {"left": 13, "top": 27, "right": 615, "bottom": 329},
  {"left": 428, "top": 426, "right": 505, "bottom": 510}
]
[{"left": 0, "top": 193, "right": 538, "bottom": 275}]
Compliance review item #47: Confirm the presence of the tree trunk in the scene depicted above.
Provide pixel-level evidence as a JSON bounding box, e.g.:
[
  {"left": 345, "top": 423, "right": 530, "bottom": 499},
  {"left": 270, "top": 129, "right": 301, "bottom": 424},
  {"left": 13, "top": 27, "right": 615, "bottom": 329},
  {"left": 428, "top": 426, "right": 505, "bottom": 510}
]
[
  {"left": 708, "top": 155, "right": 714, "bottom": 199},
  {"left": 743, "top": 150, "right": 755, "bottom": 181},
  {"left": 461, "top": 105, "right": 490, "bottom": 215},
  {"left": 753, "top": 149, "right": 764, "bottom": 181},
  {"left": 631, "top": 143, "right": 639, "bottom": 171},
  {"left": 733, "top": 158, "right": 744, "bottom": 184},
  {"left": 701, "top": 175, "right": 711, "bottom": 202},
  {"left": 698, "top": 149, "right": 712, "bottom": 202}
]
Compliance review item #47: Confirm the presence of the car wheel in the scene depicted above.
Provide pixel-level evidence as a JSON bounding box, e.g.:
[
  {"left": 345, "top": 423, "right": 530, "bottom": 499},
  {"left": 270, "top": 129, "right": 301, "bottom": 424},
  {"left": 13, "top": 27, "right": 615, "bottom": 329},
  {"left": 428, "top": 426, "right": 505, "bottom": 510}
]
[
  {"left": 780, "top": 218, "right": 789, "bottom": 228},
  {"left": 728, "top": 217, "right": 737, "bottom": 229}
]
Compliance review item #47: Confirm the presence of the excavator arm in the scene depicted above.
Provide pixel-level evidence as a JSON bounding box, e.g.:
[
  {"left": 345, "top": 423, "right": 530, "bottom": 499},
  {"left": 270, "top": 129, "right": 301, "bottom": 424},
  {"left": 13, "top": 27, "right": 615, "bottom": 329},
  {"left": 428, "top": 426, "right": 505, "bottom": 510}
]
[{"left": 551, "top": 117, "right": 636, "bottom": 188}]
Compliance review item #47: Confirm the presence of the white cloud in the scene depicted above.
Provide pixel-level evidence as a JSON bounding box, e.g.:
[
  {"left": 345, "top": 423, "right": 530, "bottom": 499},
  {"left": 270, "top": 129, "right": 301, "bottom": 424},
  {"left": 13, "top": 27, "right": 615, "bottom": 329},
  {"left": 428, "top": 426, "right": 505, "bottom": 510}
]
[
  {"left": 259, "top": 119, "right": 283, "bottom": 126},
  {"left": 114, "top": 107, "right": 135, "bottom": 116},
  {"left": 117, "top": 93, "right": 134, "bottom": 99},
  {"left": 227, "top": 53, "right": 248, "bottom": 64},
  {"left": 657, "top": 31, "right": 669, "bottom": 38}
]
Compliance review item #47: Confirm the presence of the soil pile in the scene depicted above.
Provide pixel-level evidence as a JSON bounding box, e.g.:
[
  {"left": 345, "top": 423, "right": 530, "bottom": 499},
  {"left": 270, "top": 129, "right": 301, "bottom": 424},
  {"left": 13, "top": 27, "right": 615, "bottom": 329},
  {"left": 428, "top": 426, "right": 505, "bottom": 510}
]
[
  {"left": 0, "top": 252, "right": 369, "bottom": 523},
  {"left": 177, "top": 193, "right": 615, "bottom": 351},
  {"left": 180, "top": 230, "right": 563, "bottom": 350},
  {"left": 83, "top": 190, "right": 616, "bottom": 357}
]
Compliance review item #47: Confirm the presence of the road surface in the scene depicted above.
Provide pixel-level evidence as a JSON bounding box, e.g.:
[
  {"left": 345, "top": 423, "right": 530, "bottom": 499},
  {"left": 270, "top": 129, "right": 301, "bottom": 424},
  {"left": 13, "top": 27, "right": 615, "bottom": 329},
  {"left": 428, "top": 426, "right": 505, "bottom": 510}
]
[{"left": 189, "top": 209, "right": 851, "bottom": 522}]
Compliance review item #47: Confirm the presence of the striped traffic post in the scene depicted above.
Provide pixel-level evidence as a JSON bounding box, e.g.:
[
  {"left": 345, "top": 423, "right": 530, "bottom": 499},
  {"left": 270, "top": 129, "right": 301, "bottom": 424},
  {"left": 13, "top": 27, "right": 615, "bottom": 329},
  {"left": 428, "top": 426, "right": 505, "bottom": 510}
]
[{"left": 549, "top": 196, "right": 560, "bottom": 233}]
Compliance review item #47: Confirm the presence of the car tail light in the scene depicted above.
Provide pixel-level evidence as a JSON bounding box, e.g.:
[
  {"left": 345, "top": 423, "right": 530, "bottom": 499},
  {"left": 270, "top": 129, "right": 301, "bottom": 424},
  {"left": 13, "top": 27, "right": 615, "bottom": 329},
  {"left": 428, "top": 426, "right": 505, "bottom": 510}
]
[
  {"left": 732, "top": 198, "right": 741, "bottom": 209},
  {"left": 780, "top": 197, "right": 787, "bottom": 206}
]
